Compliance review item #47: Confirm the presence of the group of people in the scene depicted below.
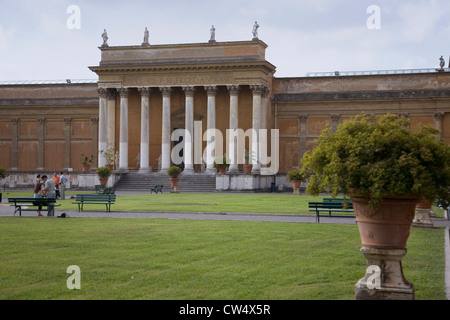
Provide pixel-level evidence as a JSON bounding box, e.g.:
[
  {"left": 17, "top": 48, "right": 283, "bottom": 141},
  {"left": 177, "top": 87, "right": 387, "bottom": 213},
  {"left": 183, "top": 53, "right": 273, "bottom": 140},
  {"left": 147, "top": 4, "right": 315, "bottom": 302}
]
[{"left": 33, "top": 172, "right": 68, "bottom": 216}]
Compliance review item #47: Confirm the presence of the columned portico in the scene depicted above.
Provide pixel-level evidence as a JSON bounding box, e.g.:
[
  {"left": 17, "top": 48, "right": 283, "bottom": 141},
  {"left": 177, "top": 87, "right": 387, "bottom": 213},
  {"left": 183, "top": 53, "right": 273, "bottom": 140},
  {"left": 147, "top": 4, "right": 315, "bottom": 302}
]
[
  {"left": 205, "top": 85, "right": 217, "bottom": 173},
  {"left": 98, "top": 88, "right": 108, "bottom": 168},
  {"left": 160, "top": 86, "right": 172, "bottom": 172},
  {"left": 183, "top": 86, "right": 195, "bottom": 173},
  {"left": 227, "top": 85, "right": 240, "bottom": 172},
  {"left": 138, "top": 87, "right": 151, "bottom": 173},
  {"left": 118, "top": 87, "right": 129, "bottom": 171}
]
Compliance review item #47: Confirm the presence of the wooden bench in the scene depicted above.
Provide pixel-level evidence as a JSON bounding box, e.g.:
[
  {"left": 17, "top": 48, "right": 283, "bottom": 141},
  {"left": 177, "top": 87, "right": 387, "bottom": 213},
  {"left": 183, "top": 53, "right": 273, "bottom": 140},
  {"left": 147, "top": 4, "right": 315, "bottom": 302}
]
[
  {"left": 72, "top": 194, "right": 116, "bottom": 212},
  {"left": 8, "top": 197, "right": 61, "bottom": 216},
  {"left": 309, "top": 198, "right": 354, "bottom": 223},
  {"left": 150, "top": 185, "right": 163, "bottom": 194}
]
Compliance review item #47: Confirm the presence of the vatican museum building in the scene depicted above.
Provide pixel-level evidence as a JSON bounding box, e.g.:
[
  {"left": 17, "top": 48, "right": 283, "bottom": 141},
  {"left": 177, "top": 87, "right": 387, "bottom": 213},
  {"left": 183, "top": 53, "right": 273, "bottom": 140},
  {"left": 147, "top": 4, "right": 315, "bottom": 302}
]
[{"left": 1, "top": 37, "right": 450, "bottom": 190}]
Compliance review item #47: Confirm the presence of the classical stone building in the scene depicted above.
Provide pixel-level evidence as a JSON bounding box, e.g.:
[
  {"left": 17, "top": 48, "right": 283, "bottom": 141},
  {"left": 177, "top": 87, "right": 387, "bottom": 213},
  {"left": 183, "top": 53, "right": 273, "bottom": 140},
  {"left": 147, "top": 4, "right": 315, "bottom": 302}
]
[{"left": 1, "top": 37, "right": 449, "bottom": 189}]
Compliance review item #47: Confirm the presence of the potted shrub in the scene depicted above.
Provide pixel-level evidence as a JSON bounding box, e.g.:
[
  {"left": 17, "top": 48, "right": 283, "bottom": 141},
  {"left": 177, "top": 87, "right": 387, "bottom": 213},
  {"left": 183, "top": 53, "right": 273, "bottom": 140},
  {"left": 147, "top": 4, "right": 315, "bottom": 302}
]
[
  {"left": 213, "top": 156, "right": 230, "bottom": 174},
  {"left": 243, "top": 149, "right": 254, "bottom": 174},
  {"left": 167, "top": 166, "right": 182, "bottom": 193},
  {"left": 96, "top": 166, "right": 111, "bottom": 186},
  {"left": 286, "top": 169, "right": 305, "bottom": 195},
  {"left": 99, "top": 147, "right": 115, "bottom": 171},
  {"left": 81, "top": 153, "right": 94, "bottom": 172},
  {"left": 301, "top": 113, "right": 450, "bottom": 299}
]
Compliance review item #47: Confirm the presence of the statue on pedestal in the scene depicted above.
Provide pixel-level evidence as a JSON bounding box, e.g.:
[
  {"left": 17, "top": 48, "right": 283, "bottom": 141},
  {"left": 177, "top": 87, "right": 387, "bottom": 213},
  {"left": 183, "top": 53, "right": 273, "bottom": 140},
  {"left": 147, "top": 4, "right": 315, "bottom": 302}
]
[
  {"left": 142, "top": 27, "right": 150, "bottom": 46},
  {"left": 252, "top": 21, "right": 259, "bottom": 40},
  {"left": 437, "top": 56, "right": 445, "bottom": 72},
  {"left": 101, "top": 29, "right": 109, "bottom": 47},
  {"left": 209, "top": 25, "right": 216, "bottom": 43}
]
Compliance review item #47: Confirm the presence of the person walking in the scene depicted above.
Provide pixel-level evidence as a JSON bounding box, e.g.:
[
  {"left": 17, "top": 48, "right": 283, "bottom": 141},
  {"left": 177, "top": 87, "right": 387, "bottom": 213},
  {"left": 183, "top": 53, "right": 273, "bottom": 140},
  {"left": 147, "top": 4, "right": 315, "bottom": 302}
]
[
  {"left": 59, "top": 171, "right": 68, "bottom": 200},
  {"left": 52, "top": 172, "right": 60, "bottom": 199}
]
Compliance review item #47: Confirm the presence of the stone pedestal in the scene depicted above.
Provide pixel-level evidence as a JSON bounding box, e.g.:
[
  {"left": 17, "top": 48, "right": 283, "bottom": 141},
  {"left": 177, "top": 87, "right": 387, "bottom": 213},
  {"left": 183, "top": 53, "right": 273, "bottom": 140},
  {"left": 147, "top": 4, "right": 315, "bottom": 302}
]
[
  {"left": 412, "top": 207, "right": 434, "bottom": 228},
  {"left": 355, "top": 247, "right": 414, "bottom": 300}
]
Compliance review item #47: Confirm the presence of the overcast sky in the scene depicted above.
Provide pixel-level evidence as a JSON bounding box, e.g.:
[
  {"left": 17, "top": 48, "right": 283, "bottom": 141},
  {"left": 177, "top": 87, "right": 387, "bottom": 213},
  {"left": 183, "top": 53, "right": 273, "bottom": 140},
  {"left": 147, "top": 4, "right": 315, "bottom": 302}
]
[{"left": 0, "top": 0, "right": 449, "bottom": 81}]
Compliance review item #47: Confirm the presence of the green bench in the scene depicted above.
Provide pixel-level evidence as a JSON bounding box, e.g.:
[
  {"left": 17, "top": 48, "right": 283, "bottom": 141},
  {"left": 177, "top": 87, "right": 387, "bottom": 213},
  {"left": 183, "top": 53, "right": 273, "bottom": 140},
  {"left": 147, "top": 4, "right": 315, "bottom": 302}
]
[
  {"left": 72, "top": 194, "right": 116, "bottom": 212},
  {"left": 309, "top": 198, "right": 354, "bottom": 223},
  {"left": 8, "top": 197, "right": 61, "bottom": 216},
  {"left": 150, "top": 185, "right": 164, "bottom": 194}
]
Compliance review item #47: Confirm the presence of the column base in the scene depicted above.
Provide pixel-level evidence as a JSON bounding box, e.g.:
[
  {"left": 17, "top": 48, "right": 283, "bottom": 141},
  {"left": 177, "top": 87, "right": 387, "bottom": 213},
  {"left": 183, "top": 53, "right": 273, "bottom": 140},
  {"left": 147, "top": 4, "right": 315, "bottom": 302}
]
[
  {"left": 355, "top": 247, "right": 414, "bottom": 300},
  {"left": 412, "top": 208, "right": 434, "bottom": 228}
]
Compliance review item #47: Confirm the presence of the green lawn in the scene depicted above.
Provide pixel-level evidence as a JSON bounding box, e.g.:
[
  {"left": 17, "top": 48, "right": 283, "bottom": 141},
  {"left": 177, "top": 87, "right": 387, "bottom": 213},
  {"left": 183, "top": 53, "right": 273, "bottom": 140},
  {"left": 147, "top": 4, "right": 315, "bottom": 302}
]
[
  {"left": 4, "top": 191, "right": 445, "bottom": 217},
  {"left": 0, "top": 216, "right": 445, "bottom": 300}
]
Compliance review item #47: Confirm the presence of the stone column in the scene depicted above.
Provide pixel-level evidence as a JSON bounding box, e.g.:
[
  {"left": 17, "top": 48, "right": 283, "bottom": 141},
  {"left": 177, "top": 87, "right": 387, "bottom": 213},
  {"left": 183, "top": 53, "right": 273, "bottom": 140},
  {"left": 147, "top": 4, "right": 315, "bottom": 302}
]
[
  {"left": 98, "top": 88, "right": 108, "bottom": 168},
  {"left": 10, "top": 118, "right": 18, "bottom": 171},
  {"left": 63, "top": 118, "right": 72, "bottom": 170},
  {"left": 90, "top": 117, "right": 99, "bottom": 169},
  {"left": 106, "top": 89, "right": 116, "bottom": 150},
  {"left": 183, "top": 86, "right": 195, "bottom": 174},
  {"left": 330, "top": 114, "right": 340, "bottom": 133},
  {"left": 160, "top": 86, "right": 172, "bottom": 172},
  {"left": 433, "top": 112, "right": 444, "bottom": 137},
  {"left": 227, "top": 85, "right": 240, "bottom": 173},
  {"left": 250, "top": 84, "right": 263, "bottom": 173},
  {"left": 138, "top": 87, "right": 151, "bottom": 173},
  {"left": 37, "top": 118, "right": 45, "bottom": 171},
  {"left": 299, "top": 115, "right": 308, "bottom": 159},
  {"left": 117, "top": 88, "right": 129, "bottom": 171},
  {"left": 205, "top": 85, "right": 217, "bottom": 173}
]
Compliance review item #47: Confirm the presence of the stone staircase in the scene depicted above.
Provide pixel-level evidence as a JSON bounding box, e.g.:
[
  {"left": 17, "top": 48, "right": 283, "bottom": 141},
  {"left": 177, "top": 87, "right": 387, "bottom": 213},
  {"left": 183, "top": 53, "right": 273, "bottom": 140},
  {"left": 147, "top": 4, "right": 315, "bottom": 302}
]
[{"left": 114, "top": 172, "right": 217, "bottom": 193}]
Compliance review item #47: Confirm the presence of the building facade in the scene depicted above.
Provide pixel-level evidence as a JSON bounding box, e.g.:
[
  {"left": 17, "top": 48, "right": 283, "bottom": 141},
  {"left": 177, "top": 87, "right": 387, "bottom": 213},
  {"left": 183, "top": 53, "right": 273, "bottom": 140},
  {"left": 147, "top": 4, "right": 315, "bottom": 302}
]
[{"left": 1, "top": 38, "right": 450, "bottom": 188}]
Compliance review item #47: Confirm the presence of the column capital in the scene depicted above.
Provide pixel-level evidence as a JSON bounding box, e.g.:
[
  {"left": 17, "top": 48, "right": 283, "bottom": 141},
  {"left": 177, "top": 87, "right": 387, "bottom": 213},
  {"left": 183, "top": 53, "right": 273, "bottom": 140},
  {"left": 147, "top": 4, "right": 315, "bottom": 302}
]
[
  {"left": 204, "top": 85, "right": 217, "bottom": 96},
  {"left": 91, "top": 117, "right": 99, "bottom": 124},
  {"left": 250, "top": 84, "right": 265, "bottom": 95},
  {"left": 138, "top": 87, "right": 152, "bottom": 98},
  {"left": 64, "top": 118, "right": 72, "bottom": 125},
  {"left": 182, "top": 86, "right": 196, "bottom": 97},
  {"left": 433, "top": 112, "right": 444, "bottom": 120},
  {"left": 160, "top": 86, "right": 173, "bottom": 97},
  {"left": 97, "top": 87, "right": 108, "bottom": 98},
  {"left": 106, "top": 89, "right": 117, "bottom": 100},
  {"left": 117, "top": 87, "right": 130, "bottom": 98},
  {"left": 11, "top": 118, "right": 19, "bottom": 126},
  {"left": 37, "top": 118, "right": 45, "bottom": 125},
  {"left": 227, "top": 84, "right": 240, "bottom": 96}
]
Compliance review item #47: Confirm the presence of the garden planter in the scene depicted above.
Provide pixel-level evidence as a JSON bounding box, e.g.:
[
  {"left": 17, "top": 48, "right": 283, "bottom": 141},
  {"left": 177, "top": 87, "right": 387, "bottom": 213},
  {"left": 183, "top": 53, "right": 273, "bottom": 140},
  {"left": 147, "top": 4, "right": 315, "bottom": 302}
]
[
  {"left": 170, "top": 177, "right": 179, "bottom": 193},
  {"left": 244, "top": 165, "right": 253, "bottom": 174},
  {"left": 413, "top": 197, "right": 433, "bottom": 228},
  {"left": 218, "top": 167, "right": 226, "bottom": 174},
  {"left": 351, "top": 195, "right": 419, "bottom": 300},
  {"left": 291, "top": 180, "right": 301, "bottom": 195},
  {"left": 82, "top": 164, "right": 91, "bottom": 173},
  {"left": 105, "top": 164, "right": 114, "bottom": 171},
  {"left": 98, "top": 177, "right": 108, "bottom": 186},
  {"left": 351, "top": 195, "right": 418, "bottom": 249}
]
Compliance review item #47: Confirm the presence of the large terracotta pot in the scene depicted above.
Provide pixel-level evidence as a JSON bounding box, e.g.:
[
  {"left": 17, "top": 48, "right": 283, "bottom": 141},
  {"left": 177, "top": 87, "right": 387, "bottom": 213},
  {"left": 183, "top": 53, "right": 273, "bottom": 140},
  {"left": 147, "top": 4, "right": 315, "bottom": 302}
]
[
  {"left": 99, "top": 177, "right": 108, "bottom": 186},
  {"left": 291, "top": 180, "right": 301, "bottom": 195},
  {"left": 170, "top": 177, "right": 179, "bottom": 193},
  {"left": 244, "top": 165, "right": 253, "bottom": 174},
  {"left": 351, "top": 195, "right": 419, "bottom": 249},
  {"left": 82, "top": 164, "right": 91, "bottom": 173}
]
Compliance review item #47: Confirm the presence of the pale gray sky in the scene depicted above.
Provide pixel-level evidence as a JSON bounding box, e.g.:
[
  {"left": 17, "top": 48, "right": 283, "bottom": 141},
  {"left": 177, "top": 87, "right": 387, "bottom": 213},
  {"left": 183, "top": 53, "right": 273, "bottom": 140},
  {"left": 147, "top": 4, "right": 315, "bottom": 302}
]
[{"left": 0, "top": 0, "right": 449, "bottom": 81}]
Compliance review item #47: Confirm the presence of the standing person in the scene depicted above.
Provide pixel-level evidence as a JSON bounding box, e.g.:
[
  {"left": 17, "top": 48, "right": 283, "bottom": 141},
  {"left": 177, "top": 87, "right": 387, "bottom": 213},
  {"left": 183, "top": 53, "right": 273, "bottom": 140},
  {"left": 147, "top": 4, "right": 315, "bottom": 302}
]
[
  {"left": 52, "top": 172, "right": 60, "bottom": 199},
  {"left": 0, "top": 175, "right": 6, "bottom": 203},
  {"left": 33, "top": 177, "right": 44, "bottom": 216},
  {"left": 59, "top": 171, "right": 68, "bottom": 200},
  {"left": 42, "top": 175, "right": 56, "bottom": 199}
]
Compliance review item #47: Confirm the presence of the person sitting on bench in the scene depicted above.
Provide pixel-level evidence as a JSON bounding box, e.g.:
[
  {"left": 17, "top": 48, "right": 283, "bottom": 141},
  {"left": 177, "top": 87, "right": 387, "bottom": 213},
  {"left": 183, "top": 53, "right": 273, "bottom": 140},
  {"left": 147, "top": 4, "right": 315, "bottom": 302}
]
[{"left": 33, "top": 177, "right": 44, "bottom": 217}]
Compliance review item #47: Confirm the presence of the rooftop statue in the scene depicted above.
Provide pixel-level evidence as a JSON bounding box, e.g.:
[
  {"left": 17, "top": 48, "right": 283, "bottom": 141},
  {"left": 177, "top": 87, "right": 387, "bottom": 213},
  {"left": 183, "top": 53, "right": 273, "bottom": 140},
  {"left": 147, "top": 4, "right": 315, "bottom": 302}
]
[
  {"left": 210, "top": 25, "right": 216, "bottom": 42},
  {"left": 101, "top": 29, "right": 108, "bottom": 47},
  {"left": 252, "top": 21, "right": 259, "bottom": 39},
  {"left": 142, "top": 27, "right": 150, "bottom": 46}
]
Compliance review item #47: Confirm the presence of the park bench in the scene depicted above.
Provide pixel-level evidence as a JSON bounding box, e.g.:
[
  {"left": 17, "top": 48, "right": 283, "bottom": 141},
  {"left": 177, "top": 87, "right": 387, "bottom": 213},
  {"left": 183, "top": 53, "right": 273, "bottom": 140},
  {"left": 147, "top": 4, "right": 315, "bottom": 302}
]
[
  {"left": 8, "top": 197, "right": 61, "bottom": 217},
  {"left": 95, "top": 185, "right": 106, "bottom": 194},
  {"left": 72, "top": 194, "right": 116, "bottom": 212},
  {"left": 151, "top": 185, "right": 164, "bottom": 194},
  {"left": 308, "top": 198, "right": 354, "bottom": 223}
]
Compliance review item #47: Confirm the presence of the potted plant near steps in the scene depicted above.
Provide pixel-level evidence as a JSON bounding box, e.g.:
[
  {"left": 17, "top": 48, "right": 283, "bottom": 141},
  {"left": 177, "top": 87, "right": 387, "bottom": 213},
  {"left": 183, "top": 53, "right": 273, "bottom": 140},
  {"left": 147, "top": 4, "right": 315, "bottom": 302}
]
[
  {"left": 99, "top": 148, "right": 115, "bottom": 171},
  {"left": 167, "top": 166, "right": 182, "bottom": 193},
  {"left": 213, "top": 156, "right": 230, "bottom": 174},
  {"left": 243, "top": 150, "right": 254, "bottom": 174},
  {"left": 286, "top": 169, "right": 305, "bottom": 195},
  {"left": 96, "top": 166, "right": 111, "bottom": 186},
  {"left": 301, "top": 113, "right": 450, "bottom": 300},
  {"left": 81, "top": 153, "right": 94, "bottom": 172}
]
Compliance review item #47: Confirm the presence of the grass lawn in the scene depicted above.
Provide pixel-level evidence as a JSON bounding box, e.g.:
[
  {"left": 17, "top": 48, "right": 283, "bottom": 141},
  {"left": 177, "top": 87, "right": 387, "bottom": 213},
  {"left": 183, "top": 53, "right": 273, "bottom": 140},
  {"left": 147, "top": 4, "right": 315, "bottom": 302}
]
[
  {"left": 4, "top": 191, "right": 446, "bottom": 217},
  {"left": 0, "top": 217, "right": 445, "bottom": 300}
]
